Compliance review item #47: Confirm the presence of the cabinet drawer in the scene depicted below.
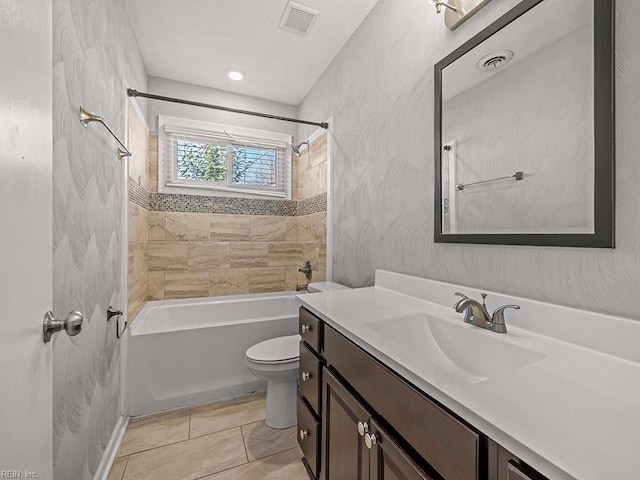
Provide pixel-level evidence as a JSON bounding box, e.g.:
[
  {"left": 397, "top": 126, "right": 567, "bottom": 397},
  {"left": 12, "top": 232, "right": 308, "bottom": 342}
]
[
  {"left": 298, "top": 394, "right": 320, "bottom": 478},
  {"left": 299, "top": 341, "right": 321, "bottom": 415},
  {"left": 324, "top": 325, "right": 480, "bottom": 480},
  {"left": 299, "top": 307, "right": 322, "bottom": 353}
]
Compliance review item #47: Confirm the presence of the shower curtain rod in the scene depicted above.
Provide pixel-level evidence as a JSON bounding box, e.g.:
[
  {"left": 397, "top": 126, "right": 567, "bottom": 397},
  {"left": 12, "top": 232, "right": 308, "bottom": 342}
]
[{"left": 127, "top": 89, "right": 329, "bottom": 130}]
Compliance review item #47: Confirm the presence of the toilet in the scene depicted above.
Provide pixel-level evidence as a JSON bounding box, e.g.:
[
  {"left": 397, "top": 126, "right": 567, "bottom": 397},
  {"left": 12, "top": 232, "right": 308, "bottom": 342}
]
[{"left": 245, "top": 281, "right": 350, "bottom": 428}]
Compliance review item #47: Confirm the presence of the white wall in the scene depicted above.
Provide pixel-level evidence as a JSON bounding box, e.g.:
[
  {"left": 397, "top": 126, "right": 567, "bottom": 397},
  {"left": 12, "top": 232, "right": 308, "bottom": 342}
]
[
  {"left": 146, "top": 76, "right": 299, "bottom": 139},
  {"left": 298, "top": 0, "right": 640, "bottom": 320}
]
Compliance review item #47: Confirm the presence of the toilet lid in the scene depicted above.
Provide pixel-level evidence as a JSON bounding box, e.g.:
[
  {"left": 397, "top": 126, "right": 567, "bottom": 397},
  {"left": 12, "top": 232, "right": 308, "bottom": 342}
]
[{"left": 246, "top": 334, "right": 301, "bottom": 364}]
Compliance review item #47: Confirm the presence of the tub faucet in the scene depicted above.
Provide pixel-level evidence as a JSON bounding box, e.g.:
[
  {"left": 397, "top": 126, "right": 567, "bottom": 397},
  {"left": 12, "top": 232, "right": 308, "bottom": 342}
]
[
  {"left": 453, "top": 292, "right": 520, "bottom": 334},
  {"left": 298, "top": 260, "right": 312, "bottom": 282}
]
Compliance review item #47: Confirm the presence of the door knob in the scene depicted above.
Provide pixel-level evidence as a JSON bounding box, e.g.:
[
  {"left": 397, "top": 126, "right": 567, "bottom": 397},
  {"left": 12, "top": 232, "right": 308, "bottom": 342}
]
[
  {"left": 301, "top": 324, "right": 311, "bottom": 333},
  {"left": 357, "top": 421, "right": 369, "bottom": 437},
  {"left": 43, "top": 310, "right": 83, "bottom": 343},
  {"left": 301, "top": 371, "right": 311, "bottom": 381},
  {"left": 364, "top": 432, "right": 377, "bottom": 449},
  {"left": 299, "top": 429, "right": 310, "bottom": 440}
]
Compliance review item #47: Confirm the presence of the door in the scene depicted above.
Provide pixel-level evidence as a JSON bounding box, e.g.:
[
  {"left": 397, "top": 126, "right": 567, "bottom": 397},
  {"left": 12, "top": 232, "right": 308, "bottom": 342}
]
[
  {"left": 322, "top": 368, "right": 371, "bottom": 480},
  {"left": 368, "top": 419, "right": 435, "bottom": 480},
  {"left": 0, "top": 0, "right": 54, "bottom": 478}
]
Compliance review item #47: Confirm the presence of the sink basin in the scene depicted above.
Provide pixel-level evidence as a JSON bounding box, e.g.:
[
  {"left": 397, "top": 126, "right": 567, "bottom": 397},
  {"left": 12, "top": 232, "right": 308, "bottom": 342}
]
[{"left": 364, "top": 313, "right": 546, "bottom": 382}]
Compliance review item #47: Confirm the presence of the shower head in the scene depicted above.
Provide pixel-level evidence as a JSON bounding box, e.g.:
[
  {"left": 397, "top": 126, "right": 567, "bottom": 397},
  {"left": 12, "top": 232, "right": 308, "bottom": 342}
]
[{"left": 291, "top": 141, "right": 310, "bottom": 157}]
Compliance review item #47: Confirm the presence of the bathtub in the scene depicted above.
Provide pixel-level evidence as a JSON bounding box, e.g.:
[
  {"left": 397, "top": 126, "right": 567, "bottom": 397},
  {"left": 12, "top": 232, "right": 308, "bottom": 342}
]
[{"left": 126, "top": 292, "right": 299, "bottom": 416}]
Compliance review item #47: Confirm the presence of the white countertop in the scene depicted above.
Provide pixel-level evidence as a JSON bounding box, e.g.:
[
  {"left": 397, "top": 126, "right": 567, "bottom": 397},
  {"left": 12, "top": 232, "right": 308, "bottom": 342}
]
[{"left": 297, "top": 271, "right": 640, "bottom": 480}]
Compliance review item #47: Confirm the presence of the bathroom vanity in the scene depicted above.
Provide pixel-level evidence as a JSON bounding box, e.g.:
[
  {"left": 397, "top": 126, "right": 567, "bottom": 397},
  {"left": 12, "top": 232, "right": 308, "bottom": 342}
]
[
  {"left": 296, "top": 271, "right": 640, "bottom": 480},
  {"left": 297, "top": 308, "right": 537, "bottom": 480}
]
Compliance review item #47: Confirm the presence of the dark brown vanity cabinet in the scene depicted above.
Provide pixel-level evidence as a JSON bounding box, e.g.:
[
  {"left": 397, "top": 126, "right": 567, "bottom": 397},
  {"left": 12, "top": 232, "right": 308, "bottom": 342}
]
[
  {"left": 297, "top": 307, "right": 548, "bottom": 480},
  {"left": 488, "top": 442, "right": 547, "bottom": 480},
  {"left": 322, "top": 369, "right": 371, "bottom": 480},
  {"left": 322, "top": 369, "right": 432, "bottom": 480},
  {"left": 299, "top": 341, "right": 321, "bottom": 414},
  {"left": 298, "top": 394, "right": 320, "bottom": 478},
  {"left": 368, "top": 419, "right": 435, "bottom": 480},
  {"left": 299, "top": 306, "right": 322, "bottom": 352},
  {"left": 298, "top": 309, "right": 323, "bottom": 478},
  {"left": 323, "top": 322, "right": 479, "bottom": 480}
]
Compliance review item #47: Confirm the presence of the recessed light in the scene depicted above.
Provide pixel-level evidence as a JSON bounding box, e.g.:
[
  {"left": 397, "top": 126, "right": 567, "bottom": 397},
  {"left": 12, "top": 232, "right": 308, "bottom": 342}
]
[{"left": 227, "top": 69, "right": 245, "bottom": 81}]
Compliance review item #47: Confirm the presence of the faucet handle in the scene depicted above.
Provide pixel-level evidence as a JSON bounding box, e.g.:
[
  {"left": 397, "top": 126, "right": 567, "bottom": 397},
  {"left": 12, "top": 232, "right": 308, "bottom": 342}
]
[{"left": 491, "top": 304, "right": 520, "bottom": 333}]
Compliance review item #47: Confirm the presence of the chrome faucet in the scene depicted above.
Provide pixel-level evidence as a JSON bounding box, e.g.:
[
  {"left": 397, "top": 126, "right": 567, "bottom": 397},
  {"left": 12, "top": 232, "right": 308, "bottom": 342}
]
[
  {"left": 296, "top": 261, "right": 313, "bottom": 292},
  {"left": 298, "top": 260, "right": 312, "bottom": 282},
  {"left": 453, "top": 292, "right": 520, "bottom": 334}
]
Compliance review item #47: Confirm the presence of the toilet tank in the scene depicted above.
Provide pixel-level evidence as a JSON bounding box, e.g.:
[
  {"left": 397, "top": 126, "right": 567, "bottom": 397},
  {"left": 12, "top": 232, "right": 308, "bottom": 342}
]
[{"left": 307, "top": 281, "right": 351, "bottom": 293}]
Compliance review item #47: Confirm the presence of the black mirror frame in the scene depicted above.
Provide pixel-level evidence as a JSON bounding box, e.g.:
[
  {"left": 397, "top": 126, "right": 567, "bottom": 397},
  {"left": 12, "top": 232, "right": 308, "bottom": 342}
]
[{"left": 434, "top": 0, "right": 615, "bottom": 248}]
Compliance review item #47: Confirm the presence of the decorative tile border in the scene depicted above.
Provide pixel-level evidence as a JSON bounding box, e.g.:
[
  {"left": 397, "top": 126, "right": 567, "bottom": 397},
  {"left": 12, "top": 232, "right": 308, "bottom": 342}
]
[
  {"left": 128, "top": 180, "right": 326, "bottom": 216},
  {"left": 128, "top": 177, "right": 150, "bottom": 210},
  {"left": 150, "top": 192, "right": 297, "bottom": 216},
  {"left": 297, "top": 193, "right": 327, "bottom": 216}
]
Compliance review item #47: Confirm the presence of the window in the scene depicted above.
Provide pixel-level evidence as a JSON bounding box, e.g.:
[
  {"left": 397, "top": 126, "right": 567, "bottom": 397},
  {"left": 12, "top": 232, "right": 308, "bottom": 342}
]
[{"left": 158, "top": 116, "right": 292, "bottom": 199}]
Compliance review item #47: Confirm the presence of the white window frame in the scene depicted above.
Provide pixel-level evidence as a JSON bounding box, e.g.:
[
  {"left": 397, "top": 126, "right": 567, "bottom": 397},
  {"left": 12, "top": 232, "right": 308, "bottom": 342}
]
[{"left": 158, "top": 115, "right": 293, "bottom": 200}]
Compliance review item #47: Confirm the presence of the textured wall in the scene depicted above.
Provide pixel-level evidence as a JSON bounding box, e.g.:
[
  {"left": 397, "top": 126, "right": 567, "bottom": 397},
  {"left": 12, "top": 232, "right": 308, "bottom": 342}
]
[
  {"left": 442, "top": 25, "right": 594, "bottom": 234},
  {"left": 298, "top": 0, "right": 640, "bottom": 319},
  {"left": 52, "top": 0, "right": 147, "bottom": 478}
]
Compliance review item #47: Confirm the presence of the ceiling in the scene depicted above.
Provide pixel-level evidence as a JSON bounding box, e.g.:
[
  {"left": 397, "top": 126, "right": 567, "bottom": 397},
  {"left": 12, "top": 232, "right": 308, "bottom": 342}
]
[{"left": 125, "top": 0, "right": 380, "bottom": 105}]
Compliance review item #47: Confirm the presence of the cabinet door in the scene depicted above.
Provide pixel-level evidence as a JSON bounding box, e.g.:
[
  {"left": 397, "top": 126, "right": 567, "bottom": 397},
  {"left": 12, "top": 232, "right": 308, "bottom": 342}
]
[
  {"left": 322, "top": 368, "right": 371, "bottom": 480},
  {"left": 368, "top": 419, "right": 435, "bottom": 480}
]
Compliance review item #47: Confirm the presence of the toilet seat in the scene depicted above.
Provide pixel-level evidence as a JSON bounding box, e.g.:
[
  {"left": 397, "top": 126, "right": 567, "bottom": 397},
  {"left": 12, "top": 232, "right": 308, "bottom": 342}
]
[{"left": 246, "top": 334, "right": 301, "bottom": 365}]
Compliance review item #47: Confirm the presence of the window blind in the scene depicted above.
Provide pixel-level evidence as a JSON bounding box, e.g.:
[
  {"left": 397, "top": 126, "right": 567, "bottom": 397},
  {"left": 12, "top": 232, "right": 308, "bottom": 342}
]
[{"left": 160, "top": 123, "right": 290, "bottom": 198}]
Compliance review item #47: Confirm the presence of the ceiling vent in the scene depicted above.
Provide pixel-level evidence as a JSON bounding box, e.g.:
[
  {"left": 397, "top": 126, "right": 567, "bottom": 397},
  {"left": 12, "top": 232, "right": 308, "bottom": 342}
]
[
  {"left": 279, "top": 1, "right": 319, "bottom": 36},
  {"left": 477, "top": 50, "right": 514, "bottom": 72}
]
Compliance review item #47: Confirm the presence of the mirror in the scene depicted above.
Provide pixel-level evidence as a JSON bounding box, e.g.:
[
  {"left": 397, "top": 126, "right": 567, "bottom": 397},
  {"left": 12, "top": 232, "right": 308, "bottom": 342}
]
[{"left": 434, "top": 0, "right": 614, "bottom": 247}]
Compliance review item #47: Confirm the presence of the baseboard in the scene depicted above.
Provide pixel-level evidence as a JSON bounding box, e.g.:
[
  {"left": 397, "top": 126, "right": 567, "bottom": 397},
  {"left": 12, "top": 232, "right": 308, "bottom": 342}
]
[{"left": 93, "top": 415, "right": 129, "bottom": 480}]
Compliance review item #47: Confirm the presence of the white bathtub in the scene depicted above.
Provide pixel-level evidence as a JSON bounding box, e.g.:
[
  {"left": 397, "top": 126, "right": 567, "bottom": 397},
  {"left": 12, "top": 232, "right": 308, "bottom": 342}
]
[{"left": 126, "top": 292, "right": 299, "bottom": 416}]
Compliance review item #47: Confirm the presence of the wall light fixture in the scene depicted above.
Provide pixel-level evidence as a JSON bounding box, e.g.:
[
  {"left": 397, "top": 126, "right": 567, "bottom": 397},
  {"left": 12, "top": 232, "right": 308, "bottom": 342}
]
[{"left": 428, "top": 0, "right": 493, "bottom": 30}]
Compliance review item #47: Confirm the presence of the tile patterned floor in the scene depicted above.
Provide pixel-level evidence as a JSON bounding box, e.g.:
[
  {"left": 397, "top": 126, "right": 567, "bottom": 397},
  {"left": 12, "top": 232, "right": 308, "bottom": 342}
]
[{"left": 108, "top": 391, "right": 308, "bottom": 480}]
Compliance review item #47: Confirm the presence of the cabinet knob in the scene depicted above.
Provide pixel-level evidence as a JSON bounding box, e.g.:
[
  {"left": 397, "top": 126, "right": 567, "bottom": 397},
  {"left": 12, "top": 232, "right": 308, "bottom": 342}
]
[
  {"left": 301, "top": 324, "right": 311, "bottom": 333},
  {"left": 357, "top": 421, "right": 369, "bottom": 437},
  {"left": 301, "top": 371, "right": 311, "bottom": 382},
  {"left": 364, "top": 433, "right": 377, "bottom": 449},
  {"left": 299, "top": 429, "right": 310, "bottom": 440}
]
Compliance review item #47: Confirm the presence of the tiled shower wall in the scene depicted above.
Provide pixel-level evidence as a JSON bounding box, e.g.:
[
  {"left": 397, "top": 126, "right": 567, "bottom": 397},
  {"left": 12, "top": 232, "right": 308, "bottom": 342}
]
[
  {"left": 127, "top": 101, "right": 151, "bottom": 320},
  {"left": 296, "top": 132, "right": 328, "bottom": 281},
  {"left": 127, "top": 131, "right": 328, "bottom": 321}
]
